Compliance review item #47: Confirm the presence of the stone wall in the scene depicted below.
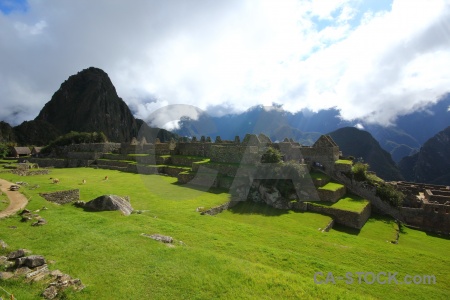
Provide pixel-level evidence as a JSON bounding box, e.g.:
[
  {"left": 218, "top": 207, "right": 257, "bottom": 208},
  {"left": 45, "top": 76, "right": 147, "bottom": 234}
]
[
  {"left": 172, "top": 143, "right": 212, "bottom": 157},
  {"left": 27, "top": 158, "right": 68, "bottom": 168},
  {"left": 332, "top": 171, "right": 404, "bottom": 221},
  {"left": 317, "top": 185, "right": 346, "bottom": 202},
  {"left": 155, "top": 143, "right": 171, "bottom": 155},
  {"left": 192, "top": 162, "right": 241, "bottom": 177},
  {"left": 64, "top": 143, "right": 121, "bottom": 153},
  {"left": 400, "top": 205, "right": 450, "bottom": 234},
  {"left": 67, "top": 152, "right": 103, "bottom": 160},
  {"left": 120, "top": 144, "right": 155, "bottom": 155},
  {"left": 301, "top": 147, "right": 339, "bottom": 173},
  {"left": 209, "top": 145, "right": 259, "bottom": 164},
  {"left": 200, "top": 201, "right": 239, "bottom": 216},
  {"left": 102, "top": 154, "right": 156, "bottom": 164},
  {"left": 67, "top": 159, "right": 95, "bottom": 168},
  {"left": 399, "top": 207, "right": 423, "bottom": 227},
  {"left": 424, "top": 189, "right": 450, "bottom": 204},
  {"left": 307, "top": 202, "right": 371, "bottom": 229},
  {"left": 422, "top": 203, "right": 450, "bottom": 234},
  {"left": 39, "top": 189, "right": 80, "bottom": 204},
  {"left": 171, "top": 156, "right": 205, "bottom": 167}
]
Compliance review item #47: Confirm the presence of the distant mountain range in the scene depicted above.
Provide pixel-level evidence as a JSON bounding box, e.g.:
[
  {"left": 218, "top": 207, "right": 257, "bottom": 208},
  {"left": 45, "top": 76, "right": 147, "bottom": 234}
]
[
  {"left": 175, "top": 95, "right": 450, "bottom": 163},
  {"left": 0, "top": 67, "right": 175, "bottom": 145},
  {"left": 399, "top": 126, "right": 450, "bottom": 185},
  {"left": 328, "top": 127, "right": 404, "bottom": 181},
  {"left": 0, "top": 67, "right": 448, "bottom": 185}
]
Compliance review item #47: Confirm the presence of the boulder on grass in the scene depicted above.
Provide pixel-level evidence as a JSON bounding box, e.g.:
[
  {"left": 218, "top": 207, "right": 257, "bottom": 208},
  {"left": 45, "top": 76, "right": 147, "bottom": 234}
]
[{"left": 83, "top": 195, "right": 133, "bottom": 216}]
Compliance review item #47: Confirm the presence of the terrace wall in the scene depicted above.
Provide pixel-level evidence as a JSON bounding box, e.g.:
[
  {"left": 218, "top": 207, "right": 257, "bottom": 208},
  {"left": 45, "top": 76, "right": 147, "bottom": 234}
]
[
  {"left": 210, "top": 145, "right": 259, "bottom": 164},
  {"left": 172, "top": 143, "right": 212, "bottom": 157},
  {"left": 307, "top": 202, "right": 371, "bottom": 229},
  {"left": 317, "top": 185, "right": 346, "bottom": 202}
]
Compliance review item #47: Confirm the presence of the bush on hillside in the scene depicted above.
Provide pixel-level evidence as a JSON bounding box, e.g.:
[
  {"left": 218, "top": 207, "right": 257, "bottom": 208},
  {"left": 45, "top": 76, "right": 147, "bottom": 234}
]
[
  {"left": 261, "top": 147, "right": 282, "bottom": 164},
  {"left": 352, "top": 162, "right": 369, "bottom": 181},
  {"left": 41, "top": 131, "right": 108, "bottom": 154}
]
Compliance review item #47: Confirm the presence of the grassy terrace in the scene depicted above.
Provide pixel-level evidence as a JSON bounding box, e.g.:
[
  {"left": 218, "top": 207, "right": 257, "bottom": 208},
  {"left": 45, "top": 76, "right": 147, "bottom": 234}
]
[
  {"left": 318, "top": 182, "right": 344, "bottom": 192},
  {"left": 0, "top": 167, "right": 449, "bottom": 299},
  {"left": 335, "top": 159, "right": 353, "bottom": 165},
  {"left": 308, "top": 194, "right": 370, "bottom": 213},
  {"left": 310, "top": 171, "right": 329, "bottom": 180}
]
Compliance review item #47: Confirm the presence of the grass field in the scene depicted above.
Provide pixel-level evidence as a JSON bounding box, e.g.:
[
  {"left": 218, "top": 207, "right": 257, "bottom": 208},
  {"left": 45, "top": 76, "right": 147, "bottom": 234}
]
[
  {"left": 309, "top": 194, "right": 370, "bottom": 213},
  {"left": 0, "top": 167, "right": 449, "bottom": 299},
  {"left": 318, "top": 182, "right": 344, "bottom": 192}
]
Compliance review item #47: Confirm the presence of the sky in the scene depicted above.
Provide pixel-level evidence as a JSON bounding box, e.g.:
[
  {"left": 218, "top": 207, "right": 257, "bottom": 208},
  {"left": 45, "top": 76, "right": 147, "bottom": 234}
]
[{"left": 0, "top": 0, "right": 449, "bottom": 128}]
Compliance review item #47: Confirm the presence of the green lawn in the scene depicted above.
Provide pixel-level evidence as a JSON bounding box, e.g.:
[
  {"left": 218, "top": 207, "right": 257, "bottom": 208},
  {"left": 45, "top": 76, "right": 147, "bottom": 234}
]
[
  {"left": 308, "top": 194, "right": 370, "bottom": 213},
  {"left": 318, "top": 182, "right": 344, "bottom": 192},
  {"left": 0, "top": 168, "right": 449, "bottom": 299},
  {"left": 0, "top": 192, "right": 9, "bottom": 211},
  {"left": 335, "top": 159, "right": 353, "bottom": 165},
  {"left": 310, "top": 171, "right": 330, "bottom": 181}
]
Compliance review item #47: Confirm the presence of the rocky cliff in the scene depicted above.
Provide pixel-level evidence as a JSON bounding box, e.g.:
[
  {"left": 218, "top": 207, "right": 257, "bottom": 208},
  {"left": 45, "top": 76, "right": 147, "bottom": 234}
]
[{"left": 35, "top": 67, "right": 139, "bottom": 142}]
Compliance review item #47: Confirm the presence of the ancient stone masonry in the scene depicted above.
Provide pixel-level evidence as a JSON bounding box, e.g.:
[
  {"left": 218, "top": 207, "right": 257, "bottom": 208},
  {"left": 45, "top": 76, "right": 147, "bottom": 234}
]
[
  {"left": 307, "top": 202, "right": 371, "bottom": 229},
  {"left": 39, "top": 189, "right": 80, "bottom": 205},
  {"left": 393, "top": 181, "right": 450, "bottom": 234}
]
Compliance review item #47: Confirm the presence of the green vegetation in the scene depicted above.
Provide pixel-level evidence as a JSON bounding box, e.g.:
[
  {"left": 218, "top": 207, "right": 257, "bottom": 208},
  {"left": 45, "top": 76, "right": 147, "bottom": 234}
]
[
  {"left": 318, "top": 182, "right": 343, "bottom": 192},
  {"left": 261, "top": 147, "right": 282, "bottom": 163},
  {"left": 351, "top": 162, "right": 404, "bottom": 207},
  {"left": 0, "top": 168, "right": 449, "bottom": 299},
  {"left": 310, "top": 171, "right": 329, "bottom": 181},
  {"left": 335, "top": 159, "right": 353, "bottom": 165},
  {"left": 309, "top": 194, "right": 370, "bottom": 213},
  {"left": 0, "top": 192, "right": 9, "bottom": 211},
  {"left": 0, "top": 143, "right": 10, "bottom": 158},
  {"left": 41, "top": 131, "right": 108, "bottom": 154}
]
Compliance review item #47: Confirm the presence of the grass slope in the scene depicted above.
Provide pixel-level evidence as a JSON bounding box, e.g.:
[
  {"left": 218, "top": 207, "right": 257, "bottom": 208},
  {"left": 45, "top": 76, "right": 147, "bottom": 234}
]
[{"left": 0, "top": 168, "right": 449, "bottom": 299}]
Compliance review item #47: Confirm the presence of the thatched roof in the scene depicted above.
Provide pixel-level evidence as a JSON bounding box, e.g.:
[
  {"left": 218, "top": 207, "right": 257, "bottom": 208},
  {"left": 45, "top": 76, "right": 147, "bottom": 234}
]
[{"left": 12, "top": 147, "right": 31, "bottom": 155}]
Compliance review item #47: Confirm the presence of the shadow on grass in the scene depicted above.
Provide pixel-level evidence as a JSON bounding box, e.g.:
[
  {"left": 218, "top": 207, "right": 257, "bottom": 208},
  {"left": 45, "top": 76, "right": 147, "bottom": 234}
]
[
  {"left": 170, "top": 181, "right": 230, "bottom": 195},
  {"left": 228, "top": 201, "right": 289, "bottom": 217},
  {"left": 425, "top": 231, "right": 450, "bottom": 240},
  {"left": 331, "top": 223, "right": 361, "bottom": 235},
  {"left": 366, "top": 213, "right": 396, "bottom": 224}
]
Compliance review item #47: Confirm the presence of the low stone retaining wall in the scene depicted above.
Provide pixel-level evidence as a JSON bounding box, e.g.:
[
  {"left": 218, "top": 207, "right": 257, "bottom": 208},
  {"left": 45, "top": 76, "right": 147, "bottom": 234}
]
[
  {"left": 68, "top": 152, "right": 103, "bottom": 160},
  {"left": 317, "top": 185, "right": 346, "bottom": 202},
  {"left": 171, "top": 156, "right": 205, "bottom": 167},
  {"left": 39, "top": 189, "right": 80, "bottom": 205},
  {"left": 307, "top": 202, "right": 371, "bottom": 229},
  {"left": 192, "top": 162, "right": 241, "bottom": 177},
  {"left": 200, "top": 201, "right": 239, "bottom": 216},
  {"left": 27, "top": 158, "right": 67, "bottom": 168}
]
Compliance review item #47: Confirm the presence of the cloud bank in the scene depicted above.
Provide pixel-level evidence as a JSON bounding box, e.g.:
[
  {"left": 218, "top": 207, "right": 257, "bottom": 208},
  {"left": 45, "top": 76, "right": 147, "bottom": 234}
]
[{"left": 0, "top": 0, "right": 449, "bottom": 127}]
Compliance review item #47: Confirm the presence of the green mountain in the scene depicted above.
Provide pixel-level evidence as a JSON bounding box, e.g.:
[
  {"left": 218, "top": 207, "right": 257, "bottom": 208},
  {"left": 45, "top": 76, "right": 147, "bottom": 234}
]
[
  {"left": 399, "top": 126, "right": 450, "bottom": 185},
  {"left": 328, "top": 127, "right": 403, "bottom": 181}
]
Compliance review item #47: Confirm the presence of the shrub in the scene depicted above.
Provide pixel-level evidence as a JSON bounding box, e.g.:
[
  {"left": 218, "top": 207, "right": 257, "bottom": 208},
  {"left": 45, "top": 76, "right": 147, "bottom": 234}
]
[
  {"left": 352, "top": 162, "right": 369, "bottom": 181},
  {"left": 41, "top": 131, "right": 108, "bottom": 154},
  {"left": 375, "top": 183, "right": 404, "bottom": 207},
  {"left": 261, "top": 147, "right": 282, "bottom": 163}
]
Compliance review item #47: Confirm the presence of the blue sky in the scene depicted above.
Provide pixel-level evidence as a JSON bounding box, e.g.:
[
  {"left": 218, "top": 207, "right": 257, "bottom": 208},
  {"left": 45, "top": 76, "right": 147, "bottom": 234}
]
[
  {"left": 0, "top": 0, "right": 449, "bottom": 128},
  {"left": 0, "top": 0, "right": 28, "bottom": 14}
]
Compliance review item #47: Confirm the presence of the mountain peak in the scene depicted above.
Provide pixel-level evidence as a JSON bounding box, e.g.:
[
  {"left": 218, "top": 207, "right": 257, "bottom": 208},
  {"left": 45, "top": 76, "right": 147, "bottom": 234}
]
[{"left": 35, "top": 67, "right": 138, "bottom": 142}]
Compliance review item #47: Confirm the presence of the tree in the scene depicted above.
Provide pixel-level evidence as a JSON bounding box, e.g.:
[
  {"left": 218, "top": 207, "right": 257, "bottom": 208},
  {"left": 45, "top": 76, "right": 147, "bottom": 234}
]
[{"left": 261, "top": 147, "right": 282, "bottom": 163}]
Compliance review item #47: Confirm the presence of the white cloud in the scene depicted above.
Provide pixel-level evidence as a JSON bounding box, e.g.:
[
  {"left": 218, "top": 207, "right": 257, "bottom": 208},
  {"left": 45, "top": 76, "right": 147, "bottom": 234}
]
[{"left": 0, "top": 0, "right": 449, "bottom": 128}]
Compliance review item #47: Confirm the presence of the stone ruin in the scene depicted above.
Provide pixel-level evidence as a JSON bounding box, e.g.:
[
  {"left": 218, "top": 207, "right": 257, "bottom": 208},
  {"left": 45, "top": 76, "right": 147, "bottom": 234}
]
[{"left": 0, "top": 244, "right": 85, "bottom": 299}]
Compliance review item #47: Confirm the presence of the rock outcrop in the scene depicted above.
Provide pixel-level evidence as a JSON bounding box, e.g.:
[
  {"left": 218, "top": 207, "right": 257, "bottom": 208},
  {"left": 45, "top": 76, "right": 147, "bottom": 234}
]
[{"left": 81, "top": 194, "right": 133, "bottom": 215}]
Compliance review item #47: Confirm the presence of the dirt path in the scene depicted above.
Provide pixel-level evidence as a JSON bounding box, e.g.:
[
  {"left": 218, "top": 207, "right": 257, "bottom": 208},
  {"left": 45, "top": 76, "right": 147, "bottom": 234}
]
[{"left": 0, "top": 178, "right": 28, "bottom": 219}]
